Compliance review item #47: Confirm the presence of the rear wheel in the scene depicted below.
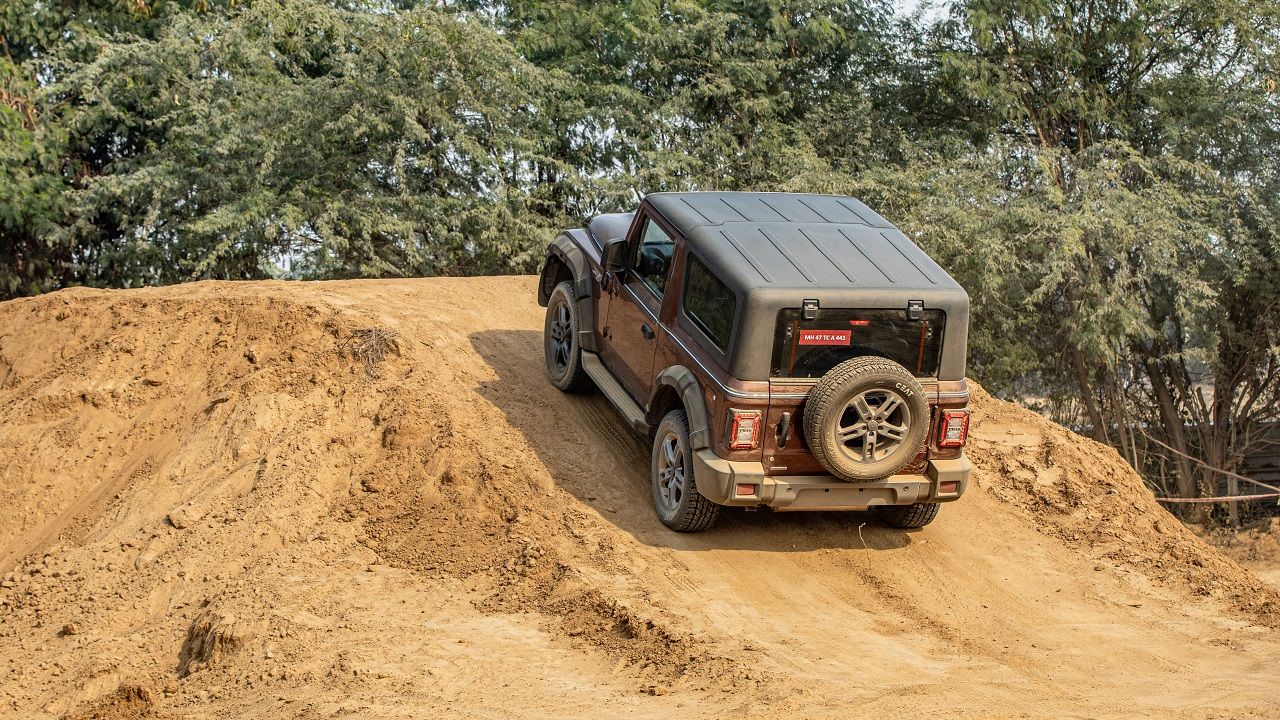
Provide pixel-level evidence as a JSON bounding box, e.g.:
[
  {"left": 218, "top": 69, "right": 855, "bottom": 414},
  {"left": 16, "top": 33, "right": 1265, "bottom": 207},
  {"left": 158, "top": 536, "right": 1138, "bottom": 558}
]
[
  {"left": 877, "top": 503, "right": 940, "bottom": 529},
  {"left": 651, "top": 410, "right": 719, "bottom": 532},
  {"left": 544, "top": 281, "right": 592, "bottom": 392}
]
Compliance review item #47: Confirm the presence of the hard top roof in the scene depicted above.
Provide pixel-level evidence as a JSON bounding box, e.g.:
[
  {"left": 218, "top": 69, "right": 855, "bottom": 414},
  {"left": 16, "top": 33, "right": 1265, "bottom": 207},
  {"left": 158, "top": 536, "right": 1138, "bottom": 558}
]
[{"left": 644, "top": 191, "right": 964, "bottom": 295}]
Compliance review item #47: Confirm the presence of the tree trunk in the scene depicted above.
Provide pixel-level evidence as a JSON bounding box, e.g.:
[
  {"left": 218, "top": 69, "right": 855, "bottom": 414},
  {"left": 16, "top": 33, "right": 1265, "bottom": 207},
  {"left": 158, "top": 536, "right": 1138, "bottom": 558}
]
[
  {"left": 1070, "top": 345, "right": 1110, "bottom": 444},
  {"left": 1203, "top": 416, "right": 1236, "bottom": 526},
  {"left": 1145, "top": 360, "right": 1197, "bottom": 499},
  {"left": 1207, "top": 358, "right": 1247, "bottom": 525}
]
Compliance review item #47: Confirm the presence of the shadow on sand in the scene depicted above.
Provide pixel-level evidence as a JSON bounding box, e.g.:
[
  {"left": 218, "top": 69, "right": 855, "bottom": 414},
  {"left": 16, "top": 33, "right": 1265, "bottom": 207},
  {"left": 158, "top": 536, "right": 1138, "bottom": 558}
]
[{"left": 469, "top": 328, "right": 916, "bottom": 553}]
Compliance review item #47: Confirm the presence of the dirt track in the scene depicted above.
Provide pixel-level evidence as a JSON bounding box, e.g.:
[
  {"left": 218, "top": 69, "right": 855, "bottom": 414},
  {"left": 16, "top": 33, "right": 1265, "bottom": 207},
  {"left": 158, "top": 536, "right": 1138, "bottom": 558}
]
[{"left": 1, "top": 277, "right": 1278, "bottom": 719}]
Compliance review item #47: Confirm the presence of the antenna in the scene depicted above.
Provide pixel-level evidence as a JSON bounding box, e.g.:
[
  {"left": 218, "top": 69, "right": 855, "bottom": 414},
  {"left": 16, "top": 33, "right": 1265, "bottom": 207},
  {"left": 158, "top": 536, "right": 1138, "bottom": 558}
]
[{"left": 630, "top": 186, "right": 645, "bottom": 204}]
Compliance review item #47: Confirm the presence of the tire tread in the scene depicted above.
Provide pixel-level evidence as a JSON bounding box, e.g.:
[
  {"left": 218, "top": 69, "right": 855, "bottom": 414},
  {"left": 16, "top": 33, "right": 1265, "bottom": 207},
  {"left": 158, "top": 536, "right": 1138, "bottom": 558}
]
[
  {"left": 878, "top": 502, "right": 940, "bottom": 529},
  {"left": 802, "top": 356, "right": 928, "bottom": 482},
  {"left": 653, "top": 410, "right": 720, "bottom": 532},
  {"left": 545, "top": 281, "right": 593, "bottom": 392}
]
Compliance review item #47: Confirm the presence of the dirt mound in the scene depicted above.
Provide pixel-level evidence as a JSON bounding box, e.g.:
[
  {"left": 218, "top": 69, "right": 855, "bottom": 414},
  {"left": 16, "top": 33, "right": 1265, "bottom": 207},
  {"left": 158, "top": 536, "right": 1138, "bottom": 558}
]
[
  {"left": 967, "top": 386, "right": 1280, "bottom": 622},
  {"left": 178, "top": 604, "right": 265, "bottom": 677},
  {"left": 1215, "top": 518, "right": 1280, "bottom": 564},
  {"left": 62, "top": 685, "right": 158, "bottom": 720},
  {"left": 346, "top": 380, "right": 741, "bottom": 686},
  {"left": 1194, "top": 519, "right": 1280, "bottom": 591},
  {"left": 2, "top": 278, "right": 1279, "bottom": 719}
]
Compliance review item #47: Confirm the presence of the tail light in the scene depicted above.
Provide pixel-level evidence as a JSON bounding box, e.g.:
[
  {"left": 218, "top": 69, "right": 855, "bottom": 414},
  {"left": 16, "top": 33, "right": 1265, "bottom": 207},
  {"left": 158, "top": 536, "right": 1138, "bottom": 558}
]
[
  {"left": 726, "top": 409, "right": 762, "bottom": 450},
  {"left": 937, "top": 410, "right": 970, "bottom": 448}
]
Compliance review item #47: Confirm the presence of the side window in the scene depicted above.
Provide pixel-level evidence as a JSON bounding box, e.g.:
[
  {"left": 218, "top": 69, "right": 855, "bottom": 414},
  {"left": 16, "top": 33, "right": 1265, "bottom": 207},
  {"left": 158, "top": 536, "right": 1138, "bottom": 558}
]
[
  {"left": 632, "top": 218, "right": 674, "bottom": 297},
  {"left": 683, "top": 254, "right": 736, "bottom": 351}
]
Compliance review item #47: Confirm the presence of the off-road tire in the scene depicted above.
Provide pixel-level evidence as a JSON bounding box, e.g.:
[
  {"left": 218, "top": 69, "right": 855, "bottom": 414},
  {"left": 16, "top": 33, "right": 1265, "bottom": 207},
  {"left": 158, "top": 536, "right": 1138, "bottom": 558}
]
[
  {"left": 651, "top": 410, "right": 720, "bottom": 532},
  {"left": 877, "top": 502, "right": 940, "bottom": 529},
  {"left": 544, "top": 281, "right": 593, "bottom": 392},
  {"left": 803, "top": 356, "right": 929, "bottom": 482}
]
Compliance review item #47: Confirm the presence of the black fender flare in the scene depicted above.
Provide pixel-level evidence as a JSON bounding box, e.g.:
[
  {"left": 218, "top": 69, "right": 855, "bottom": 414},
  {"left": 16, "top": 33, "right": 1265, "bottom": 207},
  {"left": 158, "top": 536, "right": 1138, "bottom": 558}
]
[
  {"left": 649, "top": 365, "right": 712, "bottom": 450},
  {"left": 539, "top": 232, "right": 598, "bottom": 353}
]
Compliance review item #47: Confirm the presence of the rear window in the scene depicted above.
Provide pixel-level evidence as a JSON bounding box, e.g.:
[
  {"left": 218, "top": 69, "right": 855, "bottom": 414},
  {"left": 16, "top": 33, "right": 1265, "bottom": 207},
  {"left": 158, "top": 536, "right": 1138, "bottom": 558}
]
[
  {"left": 771, "top": 308, "right": 944, "bottom": 378},
  {"left": 683, "top": 255, "right": 736, "bottom": 350}
]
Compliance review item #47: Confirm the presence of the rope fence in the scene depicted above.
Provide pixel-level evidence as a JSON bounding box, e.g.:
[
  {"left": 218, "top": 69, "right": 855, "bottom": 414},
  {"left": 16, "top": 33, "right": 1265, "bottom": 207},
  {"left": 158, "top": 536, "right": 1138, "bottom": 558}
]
[{"left": 1154, "top": 492, "right": 1280, "bottom": 504}]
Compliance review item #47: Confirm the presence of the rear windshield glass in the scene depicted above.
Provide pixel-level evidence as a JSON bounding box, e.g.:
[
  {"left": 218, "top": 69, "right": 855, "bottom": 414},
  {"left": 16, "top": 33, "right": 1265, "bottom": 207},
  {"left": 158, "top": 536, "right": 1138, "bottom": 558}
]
[{"left": 771, "top": 308, "right": 944, "bottom": 378}]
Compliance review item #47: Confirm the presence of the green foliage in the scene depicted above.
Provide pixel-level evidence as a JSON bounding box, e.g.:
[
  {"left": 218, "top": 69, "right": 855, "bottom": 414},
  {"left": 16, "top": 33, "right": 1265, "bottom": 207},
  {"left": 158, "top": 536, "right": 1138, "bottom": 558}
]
[
  {"left": 38, "top": 1, "right": 564, "bottom": 284},
  {"left": 926, "top": 0, "right": 1280, "bottom": 509},
  {"left": 0, "top": 0, "right": 939, "bottom": 289},
  {"left": 0, "top": 56, "right": 69, "bottom": 297},
  {"left": 945, "top": 0, "right": 1279, "bottom": 155}
]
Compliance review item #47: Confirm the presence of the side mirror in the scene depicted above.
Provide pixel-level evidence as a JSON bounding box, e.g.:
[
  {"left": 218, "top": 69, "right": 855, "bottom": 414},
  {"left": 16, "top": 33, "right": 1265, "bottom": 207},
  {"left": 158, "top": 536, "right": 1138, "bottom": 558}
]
[{"left": 602, "top": 237, "right": 627, "bottom": 273}]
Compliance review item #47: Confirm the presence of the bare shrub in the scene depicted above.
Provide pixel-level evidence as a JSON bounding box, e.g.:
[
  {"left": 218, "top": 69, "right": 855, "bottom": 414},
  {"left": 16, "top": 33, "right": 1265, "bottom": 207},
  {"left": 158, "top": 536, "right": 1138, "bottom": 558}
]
[{"left": 343, "top": 327, "right": 401, "bottom": 378}]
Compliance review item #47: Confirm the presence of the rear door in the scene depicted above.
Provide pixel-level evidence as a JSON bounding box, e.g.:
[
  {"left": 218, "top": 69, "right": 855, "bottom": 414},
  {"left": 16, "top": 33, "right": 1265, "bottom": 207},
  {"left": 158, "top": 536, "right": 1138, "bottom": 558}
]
[
  {"left": 767, "top": 306, "right": 946, "bottom": 474},
  {"left": 601, "top": 214, "right": 675, "bottom": 402}
]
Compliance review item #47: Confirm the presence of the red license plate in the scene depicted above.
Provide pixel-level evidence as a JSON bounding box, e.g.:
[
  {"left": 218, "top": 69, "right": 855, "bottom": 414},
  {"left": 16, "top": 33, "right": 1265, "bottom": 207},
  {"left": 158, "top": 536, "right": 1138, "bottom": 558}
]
[{"left": 798, "top": 329, "right": 851, "bottom": 346}]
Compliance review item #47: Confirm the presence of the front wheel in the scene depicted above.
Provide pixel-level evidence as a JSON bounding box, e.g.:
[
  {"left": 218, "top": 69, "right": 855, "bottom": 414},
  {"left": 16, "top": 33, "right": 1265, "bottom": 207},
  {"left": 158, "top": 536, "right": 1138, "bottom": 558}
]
[
  {"left": 544, "top": 281, "right": 592, "bottom": 392},
  {"left": 651, "top": 410, "right": 719, "bottom": 532},
  {"left": 877, "top": 503, "right": 939, "bottom": 529}
]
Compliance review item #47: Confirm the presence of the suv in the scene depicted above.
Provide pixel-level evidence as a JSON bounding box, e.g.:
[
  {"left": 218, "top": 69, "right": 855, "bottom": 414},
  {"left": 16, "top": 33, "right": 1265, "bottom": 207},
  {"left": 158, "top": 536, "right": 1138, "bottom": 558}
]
[{"left": 536, "top": 192, "right": 971, "bottom": 532}]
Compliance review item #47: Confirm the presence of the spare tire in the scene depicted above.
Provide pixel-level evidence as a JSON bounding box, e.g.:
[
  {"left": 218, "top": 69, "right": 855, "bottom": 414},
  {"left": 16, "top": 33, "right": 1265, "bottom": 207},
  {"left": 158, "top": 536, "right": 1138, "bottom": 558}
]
[{"left": 802, "top": 356, "right": 929, "bottom": 482}]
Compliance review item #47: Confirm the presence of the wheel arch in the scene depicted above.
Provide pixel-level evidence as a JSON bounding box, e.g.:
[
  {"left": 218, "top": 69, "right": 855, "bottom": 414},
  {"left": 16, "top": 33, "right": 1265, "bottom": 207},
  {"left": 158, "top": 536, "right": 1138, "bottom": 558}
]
[
  {"left": 539, "top": 233, "right": 598, "bottom": 353},
  {"left": 537, "top": 255, "right": 573, "bottom": 308},
  {"left": 648, "top": 366, "right": 711, "bottom": 450}
]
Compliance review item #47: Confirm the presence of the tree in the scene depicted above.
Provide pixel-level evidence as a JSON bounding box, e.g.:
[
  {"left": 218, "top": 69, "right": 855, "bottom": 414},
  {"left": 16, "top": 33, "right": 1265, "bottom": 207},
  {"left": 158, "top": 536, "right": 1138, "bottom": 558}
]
[
  {"left": 1, "top": 0, "right": 249, "bottom": 297},
  {"left": 881, "top": 0, "right": 1280, "bottom": 516},
  {"left": 37, "top": 0, "right": 561, "bottom": 285},
  {"left": 0, "top": 55, "right": 69, "bottom": 298}
]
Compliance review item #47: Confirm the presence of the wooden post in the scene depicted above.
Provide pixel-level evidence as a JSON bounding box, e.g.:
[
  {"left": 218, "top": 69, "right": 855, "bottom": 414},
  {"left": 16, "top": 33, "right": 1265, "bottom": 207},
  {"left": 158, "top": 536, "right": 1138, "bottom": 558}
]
[{"left": 1226, "top": 475, "right": 1240, "bottom": 526}]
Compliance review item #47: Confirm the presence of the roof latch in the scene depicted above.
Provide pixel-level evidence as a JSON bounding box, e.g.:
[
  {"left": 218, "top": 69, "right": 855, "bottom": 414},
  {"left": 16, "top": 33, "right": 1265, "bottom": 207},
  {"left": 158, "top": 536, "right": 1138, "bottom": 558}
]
[
  {"left": 907, "top": 299, "right": 924, "bottom": 320},
  {"left": 802, "top": 299, "right": 819, "bottom": 320}
]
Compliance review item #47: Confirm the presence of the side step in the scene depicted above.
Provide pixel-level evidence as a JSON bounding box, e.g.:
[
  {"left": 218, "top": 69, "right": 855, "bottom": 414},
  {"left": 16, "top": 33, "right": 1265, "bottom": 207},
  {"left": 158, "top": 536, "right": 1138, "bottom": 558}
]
[{"left": 580, "top": 352, "right": 650, "bottom": 435}]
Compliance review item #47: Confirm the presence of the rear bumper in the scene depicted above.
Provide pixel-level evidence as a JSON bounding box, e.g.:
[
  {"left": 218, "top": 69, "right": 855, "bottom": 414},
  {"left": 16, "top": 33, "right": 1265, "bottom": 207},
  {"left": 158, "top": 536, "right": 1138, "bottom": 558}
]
[{"left": 691, "top": 451, "right": 971, "bottom": 510}]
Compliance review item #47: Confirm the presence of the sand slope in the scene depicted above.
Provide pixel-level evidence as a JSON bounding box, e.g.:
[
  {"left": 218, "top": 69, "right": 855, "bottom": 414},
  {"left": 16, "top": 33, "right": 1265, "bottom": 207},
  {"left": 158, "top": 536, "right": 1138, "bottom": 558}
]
[{"left": 1, "top": 277, "right": 1277, "bottom": 719}]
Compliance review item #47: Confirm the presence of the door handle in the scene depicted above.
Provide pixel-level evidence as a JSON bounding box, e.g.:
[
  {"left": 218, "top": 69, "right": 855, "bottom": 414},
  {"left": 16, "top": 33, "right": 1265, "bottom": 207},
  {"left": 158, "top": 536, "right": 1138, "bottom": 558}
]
[{"left": 641, "top": 324, "right": 655, "bottom": 341}]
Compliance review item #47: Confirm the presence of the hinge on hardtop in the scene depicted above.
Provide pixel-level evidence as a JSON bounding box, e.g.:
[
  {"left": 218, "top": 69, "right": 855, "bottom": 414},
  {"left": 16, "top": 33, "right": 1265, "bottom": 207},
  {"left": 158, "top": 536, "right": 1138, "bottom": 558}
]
[
  {"left": 907, "top": 299, "right": 924, "bottom": 320},
  {"left": 802, "top": 299, "right": 819, "bottom": 320}
]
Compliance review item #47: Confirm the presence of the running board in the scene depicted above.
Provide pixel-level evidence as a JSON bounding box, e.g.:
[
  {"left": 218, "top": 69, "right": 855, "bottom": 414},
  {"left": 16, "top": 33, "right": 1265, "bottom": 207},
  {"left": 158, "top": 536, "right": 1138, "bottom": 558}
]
[{"left": 580, "top": 352, "right": 650, "bottom": 435}]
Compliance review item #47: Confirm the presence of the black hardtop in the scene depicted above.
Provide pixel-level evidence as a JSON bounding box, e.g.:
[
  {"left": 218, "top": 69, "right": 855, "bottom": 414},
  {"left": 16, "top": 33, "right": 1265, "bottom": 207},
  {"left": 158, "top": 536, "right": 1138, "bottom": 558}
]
[
  {"left": 641, "top": 192, "right": 969, "bottom": 381},
  {"left": 644, "top": 191, "right": 963, "bottom": 295},
  {"left": 586, "top": 213, "right": 634, "bottom": 248}
]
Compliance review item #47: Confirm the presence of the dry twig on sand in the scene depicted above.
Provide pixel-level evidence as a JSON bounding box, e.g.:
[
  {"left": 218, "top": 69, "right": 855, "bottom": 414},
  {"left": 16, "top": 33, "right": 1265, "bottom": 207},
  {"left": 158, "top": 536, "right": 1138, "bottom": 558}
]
[{"left": 342, "top": 327, "right": 401, "bottom": 378}]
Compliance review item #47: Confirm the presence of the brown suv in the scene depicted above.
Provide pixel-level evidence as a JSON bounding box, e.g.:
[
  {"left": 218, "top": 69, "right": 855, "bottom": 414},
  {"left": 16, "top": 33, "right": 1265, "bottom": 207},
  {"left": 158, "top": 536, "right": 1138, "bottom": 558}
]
[{"left": 537, "top": 192, "right": 971, "bottom": 532}]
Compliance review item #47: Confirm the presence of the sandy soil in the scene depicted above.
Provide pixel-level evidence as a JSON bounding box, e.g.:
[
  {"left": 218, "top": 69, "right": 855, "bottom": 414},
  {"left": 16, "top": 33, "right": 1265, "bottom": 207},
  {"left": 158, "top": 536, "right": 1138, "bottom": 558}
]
[
  {"left": 1, "top": 276, "right": 1277, "bottom": 720},
  {"left": 1199, "top": 519, "right": 1280, "bottom": 593}
]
